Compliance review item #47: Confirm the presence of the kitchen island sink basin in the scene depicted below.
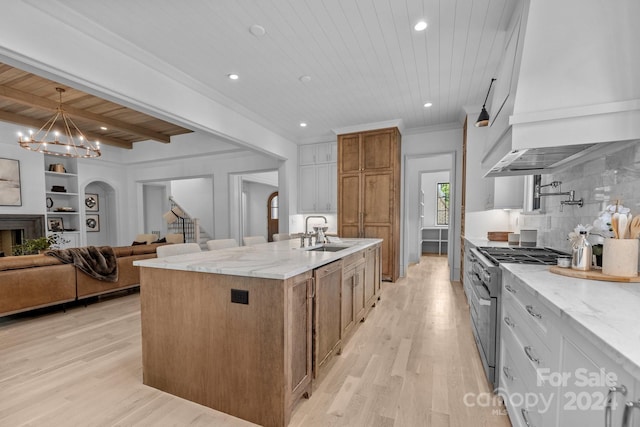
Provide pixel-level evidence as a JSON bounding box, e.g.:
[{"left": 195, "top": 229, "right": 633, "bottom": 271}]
[{"left": 306, "top": 244, "right": 351, "bottom": 252}]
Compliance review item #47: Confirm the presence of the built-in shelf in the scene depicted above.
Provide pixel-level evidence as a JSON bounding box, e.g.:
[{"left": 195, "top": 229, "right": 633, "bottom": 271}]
[
  {"left": 421, "top": 227, "right": 448, "bottom": 255},
  {"left": 44, "top": 155, "right": 80, "bottom": 248}
]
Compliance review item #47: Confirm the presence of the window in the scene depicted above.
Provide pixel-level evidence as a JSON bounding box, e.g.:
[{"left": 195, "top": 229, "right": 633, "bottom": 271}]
[{"left": 436, "top": 182, "right": 449, "bottom": 226}]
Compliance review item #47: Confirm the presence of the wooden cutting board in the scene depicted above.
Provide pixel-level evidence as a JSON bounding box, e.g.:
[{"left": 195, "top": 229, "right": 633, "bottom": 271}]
[
  {"left": 487, "top": 231, "right": 510, "bottom": 241},
  {"left": 549, "top": 266, "right": 640, "bottom": 282}
]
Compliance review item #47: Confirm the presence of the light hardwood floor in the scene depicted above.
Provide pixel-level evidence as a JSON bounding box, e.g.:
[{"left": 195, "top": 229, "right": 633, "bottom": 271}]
[{"left": 0, "top": 256, "right": 511, "bottom": 427}]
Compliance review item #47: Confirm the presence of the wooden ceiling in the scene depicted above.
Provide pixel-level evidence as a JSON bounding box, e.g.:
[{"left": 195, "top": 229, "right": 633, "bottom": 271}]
[{"left": 0, "top": 63, "right": 192, "bottom": 149}]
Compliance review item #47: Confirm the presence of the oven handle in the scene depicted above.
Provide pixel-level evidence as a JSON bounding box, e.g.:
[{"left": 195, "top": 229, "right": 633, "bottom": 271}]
[{"left": 469, "top": 274, "right": 492, "bottom": 306}]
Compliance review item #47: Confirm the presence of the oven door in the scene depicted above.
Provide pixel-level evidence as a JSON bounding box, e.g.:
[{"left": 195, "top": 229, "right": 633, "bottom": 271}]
[{"left": 468, "top": 269, "right": 495, "bottom": 374}]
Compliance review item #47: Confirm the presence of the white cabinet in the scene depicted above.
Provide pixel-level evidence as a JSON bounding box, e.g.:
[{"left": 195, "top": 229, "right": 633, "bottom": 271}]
[
  {"left": 299, "top": 142, "right": 336, "bottom": 165},
  {"left": 43, "top": 155, "right": 81, "bottom": 248},
  {"left": 558, "top": 334, "right": 637, "bottom": 427},
  {"left": 499, "top": 269, "right": 640, "bottom": 427},
  {"left": 299, "top": 143, "right": 337, "bottom": 213},
  {"left": 485, "top": 176, "right": 525, "bottom": 210}
]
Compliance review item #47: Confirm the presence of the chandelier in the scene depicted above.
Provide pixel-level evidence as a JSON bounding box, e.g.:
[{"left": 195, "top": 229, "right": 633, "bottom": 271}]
[{"left": 17, "top": 87, "right": 101, "bottom": 158}]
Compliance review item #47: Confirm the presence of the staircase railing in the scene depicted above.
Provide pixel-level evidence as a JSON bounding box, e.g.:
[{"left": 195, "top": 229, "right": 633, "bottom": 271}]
[{"left": 168, "top": 197, "right": 200, "bottom": 244}]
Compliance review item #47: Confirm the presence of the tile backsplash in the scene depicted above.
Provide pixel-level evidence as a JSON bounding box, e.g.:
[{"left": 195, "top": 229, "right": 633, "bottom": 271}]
[{"left": 520, "top": 141, "right": 640, "bottom": 253}]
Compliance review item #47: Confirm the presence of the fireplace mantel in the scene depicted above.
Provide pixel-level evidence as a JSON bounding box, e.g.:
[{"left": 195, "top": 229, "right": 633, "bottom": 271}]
[{"left": 0, "top": 215, "right": 45, "bottom": 239}]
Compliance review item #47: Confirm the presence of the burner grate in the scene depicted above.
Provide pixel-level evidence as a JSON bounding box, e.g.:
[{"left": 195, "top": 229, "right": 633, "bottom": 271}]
[{"left": 478, "top": 246, "right": 568, "bottom": 265}]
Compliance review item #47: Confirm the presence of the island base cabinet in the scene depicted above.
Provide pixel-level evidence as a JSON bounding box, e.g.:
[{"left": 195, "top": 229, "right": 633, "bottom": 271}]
[
  {"left": 341, "top": 252, "right": 366, "bottom": 340},
  {"left": 140, "top": 267, "right": 313, "bottom": 427},
  {"left": 313, "top": 260, "right": 343, "bottom": 379}
]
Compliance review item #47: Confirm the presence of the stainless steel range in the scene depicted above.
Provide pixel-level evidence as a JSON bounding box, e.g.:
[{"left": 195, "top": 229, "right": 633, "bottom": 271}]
[{"left": 464, "top": 245, "right": 568, "bottom": 389}]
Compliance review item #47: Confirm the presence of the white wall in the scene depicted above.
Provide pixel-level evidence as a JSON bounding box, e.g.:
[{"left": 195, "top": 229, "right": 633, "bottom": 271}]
[
  {"left": 421, "top": 171, "right": 450, "bottom": 227},
  {"left": 170, "top": 177, "right": 214, "bottom": 236},
  {"left": 243, "top": 181, "right": 277, "bottom": 240},
  {"left": 142, "top": 183, "right": 168, "bottom": 237},
  {"left": 0, "top": 123, "right": 46, "bottom": 217}
]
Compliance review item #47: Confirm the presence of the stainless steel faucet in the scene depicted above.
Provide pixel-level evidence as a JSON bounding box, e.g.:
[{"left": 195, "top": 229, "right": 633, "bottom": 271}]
[
  {"left": 534, "top": 181, "right": 583, "bottom": 211},
  {"left": 302, "top": 215, "right": 328, "bottom": 246},
  {"left": 305, "top": 215, "right": 327, "bottom": 235}
]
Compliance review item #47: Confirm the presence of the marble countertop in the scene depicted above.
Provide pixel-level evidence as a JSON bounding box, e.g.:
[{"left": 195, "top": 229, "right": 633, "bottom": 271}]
[
  {"left": 501, "top": 263, "right": 640, "bottom": 377},
  {"left": 134, "top": 238, "right": 382, "bottom": 280}
]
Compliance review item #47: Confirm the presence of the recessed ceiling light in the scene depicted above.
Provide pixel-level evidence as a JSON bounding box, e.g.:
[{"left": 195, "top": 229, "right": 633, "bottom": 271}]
[
  {"left": 249, "top": 24, "right": 266, "bottom": 37},
  {"left": 228, "top": 74, "right": 239, "bottom": 80},
  {"left": 414, "top": 20, "right": 428, "bottom": 31},
  {"left": 100, "top": 126, "right": 108, "bottom": 130},
  {"left": 299, "top": 122, "right": 308, "bottom": 127},
  {"left": 299, "top": 75, "right": 312, "bottom": 83},
  {"left": 423, "top": 102, "right": 433, "bottom": 108}
]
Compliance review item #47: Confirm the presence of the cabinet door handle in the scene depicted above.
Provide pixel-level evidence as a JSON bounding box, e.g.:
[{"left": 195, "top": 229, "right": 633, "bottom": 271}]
[
  {"left": 502, "top": 366, "right": 514, "bottom": 382},
  {"left": 525, "top": 305, "right": 542, "bottom": 319},
  {"left": 505, "top": 284, "right": 517, "bottom": 294},
  {"left": 520, "top": 408, "right": 534, "bottom": 427},
  {"left": 504, "top": 316, "right": 516, "bottom": 328},
  {"left": 523, "top": 346, "right": 540, "bottom": 365},
  {"left": 605, "top": 385, "right": 627, "bottom": 427},
  {"left": 622, "top": 399, "right": 640, "bottom": 427},
  {"left": 309, "top": 278, "right": 316, "bottom": 299}
]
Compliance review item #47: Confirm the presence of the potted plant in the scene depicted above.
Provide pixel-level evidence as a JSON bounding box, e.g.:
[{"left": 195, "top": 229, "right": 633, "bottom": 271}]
[{"left": 12, "top": 234, "right": 67, "bottom": 255}]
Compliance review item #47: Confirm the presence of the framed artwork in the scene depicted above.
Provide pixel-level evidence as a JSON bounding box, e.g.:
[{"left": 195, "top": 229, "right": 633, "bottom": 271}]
[
  {"left": 48, "top": 217, "right": 64, "bottom": 232},
  {"left": 85, "top": 193, "right": 99, "bottom": 211},
  {"left": 0, "top": 158, "right": 22, "bottom": 206},
  {"left": 86, "top": 214, "right": 100, "bottom": 232}
]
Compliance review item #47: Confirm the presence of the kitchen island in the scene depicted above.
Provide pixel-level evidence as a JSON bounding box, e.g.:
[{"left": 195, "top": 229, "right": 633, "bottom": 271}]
[{"left": 134, "top": 238, "right": 382, "bottom": 427}]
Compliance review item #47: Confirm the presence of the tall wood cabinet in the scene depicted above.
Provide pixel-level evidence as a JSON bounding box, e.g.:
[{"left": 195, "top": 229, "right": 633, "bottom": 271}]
[{"left": 337, "top": 127, "right": 401, "bottom": 282}]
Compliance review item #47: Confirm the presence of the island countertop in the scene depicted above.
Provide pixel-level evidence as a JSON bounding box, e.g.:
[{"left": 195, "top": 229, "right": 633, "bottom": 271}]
[{"left": 134, "top": 237, "right": 383, "bottom": 280}]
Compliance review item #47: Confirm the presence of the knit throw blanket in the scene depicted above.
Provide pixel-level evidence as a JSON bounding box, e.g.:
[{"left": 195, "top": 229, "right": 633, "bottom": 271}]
[{"left": 46, "top": 246, "right": 118, "bottom": 282}]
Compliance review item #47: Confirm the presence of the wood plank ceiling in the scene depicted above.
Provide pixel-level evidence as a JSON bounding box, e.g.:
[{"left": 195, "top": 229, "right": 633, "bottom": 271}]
[
  {"left": 0, "top": 63, "right": 192, "bottom": 149},
  {"left": 1, "top": 0, "right": 518, "bottom": 146}
]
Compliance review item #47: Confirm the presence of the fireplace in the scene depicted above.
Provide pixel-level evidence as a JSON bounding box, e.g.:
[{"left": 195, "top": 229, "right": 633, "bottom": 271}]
[{"left": 0, "top": 215, "right": 45, "bottom": 256}]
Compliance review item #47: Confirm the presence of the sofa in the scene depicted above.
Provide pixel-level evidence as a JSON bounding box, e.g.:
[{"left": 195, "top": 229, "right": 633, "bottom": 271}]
[{"left": 0, "top": 243, "right": 163, "bottom": 317}]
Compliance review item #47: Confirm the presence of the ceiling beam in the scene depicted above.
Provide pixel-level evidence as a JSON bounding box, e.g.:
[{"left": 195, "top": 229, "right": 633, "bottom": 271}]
[
  {"left": 0, "top": 84, "right": 171, "bottom": 143},
  {"left": 0, "top": 110, "right": 133, "bottom": 149}
]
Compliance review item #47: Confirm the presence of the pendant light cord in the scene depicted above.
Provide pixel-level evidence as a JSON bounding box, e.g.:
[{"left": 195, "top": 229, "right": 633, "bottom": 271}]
[{"left": 482, "top": 78, "right": 497, "bottom": 108}]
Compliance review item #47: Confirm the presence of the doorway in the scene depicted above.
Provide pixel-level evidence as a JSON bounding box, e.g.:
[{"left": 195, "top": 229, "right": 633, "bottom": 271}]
[
  {"left": 267, "top": 192, "right": 279, "bottom": 242},
  {"left": 83, "top": 180, "right": 117, "bottom": 247}
]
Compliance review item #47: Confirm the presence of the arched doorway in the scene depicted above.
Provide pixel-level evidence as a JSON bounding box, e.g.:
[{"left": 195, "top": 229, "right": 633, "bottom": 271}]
[
  {"left": 83, "top": 181, "right": 117, "bottom": 247},
  {"left": 267, "top": 192, "right": 278, "bottom": 242}
]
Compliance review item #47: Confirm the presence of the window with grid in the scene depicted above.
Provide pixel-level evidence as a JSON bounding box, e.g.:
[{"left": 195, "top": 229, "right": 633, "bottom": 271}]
[{"left": 436, "top": 182, "right": 449, "bottom": 226}]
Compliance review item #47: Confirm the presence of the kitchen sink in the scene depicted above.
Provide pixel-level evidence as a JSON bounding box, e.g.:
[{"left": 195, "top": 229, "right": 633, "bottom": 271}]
[{"left": 305, "top": 244, "right": 351, "bottom": 252}]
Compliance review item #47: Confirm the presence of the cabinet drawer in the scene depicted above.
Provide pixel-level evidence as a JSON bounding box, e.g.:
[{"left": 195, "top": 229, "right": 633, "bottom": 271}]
[
  {"left": 502, "top": 296, "right": 555, "bottom": 383},
  {"left": 502, "top": 276, "right": 560, "bottom": 345},
  {"left": 500, "top": 343, "right": 554, "bottom": 427},
  {"left": 343, "top": 251, "right": 365, "bottom": 269}
]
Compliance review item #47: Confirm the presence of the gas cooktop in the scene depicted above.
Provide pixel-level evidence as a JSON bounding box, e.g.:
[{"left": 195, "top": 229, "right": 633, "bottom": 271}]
[{"left": 478, "top": 246, "right": 569, "bottom": 266}]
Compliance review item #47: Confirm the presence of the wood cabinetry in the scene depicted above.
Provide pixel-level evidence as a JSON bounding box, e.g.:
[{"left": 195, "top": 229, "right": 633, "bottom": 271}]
[
  {"left": 313, "top": 260, "right": 343, "bottom": 378},
  {"left": 299, "top": 142, "right": 337, "bottom": 213},
  {"left": 341, "top": 251, "right": 366, "bottom": 339},
  {"left": 140, "top": 268, "right": 314, "bottom": 427},
  {"left": 338, "top": 127, "right": 401, "bottom": 281},
  {"left": 43, "top": 155, "right": 81, "bottom": 248}
]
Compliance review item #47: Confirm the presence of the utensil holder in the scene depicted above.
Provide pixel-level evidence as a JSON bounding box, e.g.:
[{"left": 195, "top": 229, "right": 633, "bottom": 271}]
[{"left": 602, "top": 239, "right": 639, "bottom": 277}]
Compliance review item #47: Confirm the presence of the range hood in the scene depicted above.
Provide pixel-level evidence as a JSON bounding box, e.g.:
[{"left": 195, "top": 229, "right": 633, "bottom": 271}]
[{"left": 482, "top": 0, "right": 640, "bottom": 177}]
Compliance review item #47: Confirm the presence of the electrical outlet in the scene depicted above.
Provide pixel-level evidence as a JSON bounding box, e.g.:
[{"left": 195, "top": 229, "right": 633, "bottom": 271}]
[{"left": 231, "top": 289, "right": 249, "bottom": 305}]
